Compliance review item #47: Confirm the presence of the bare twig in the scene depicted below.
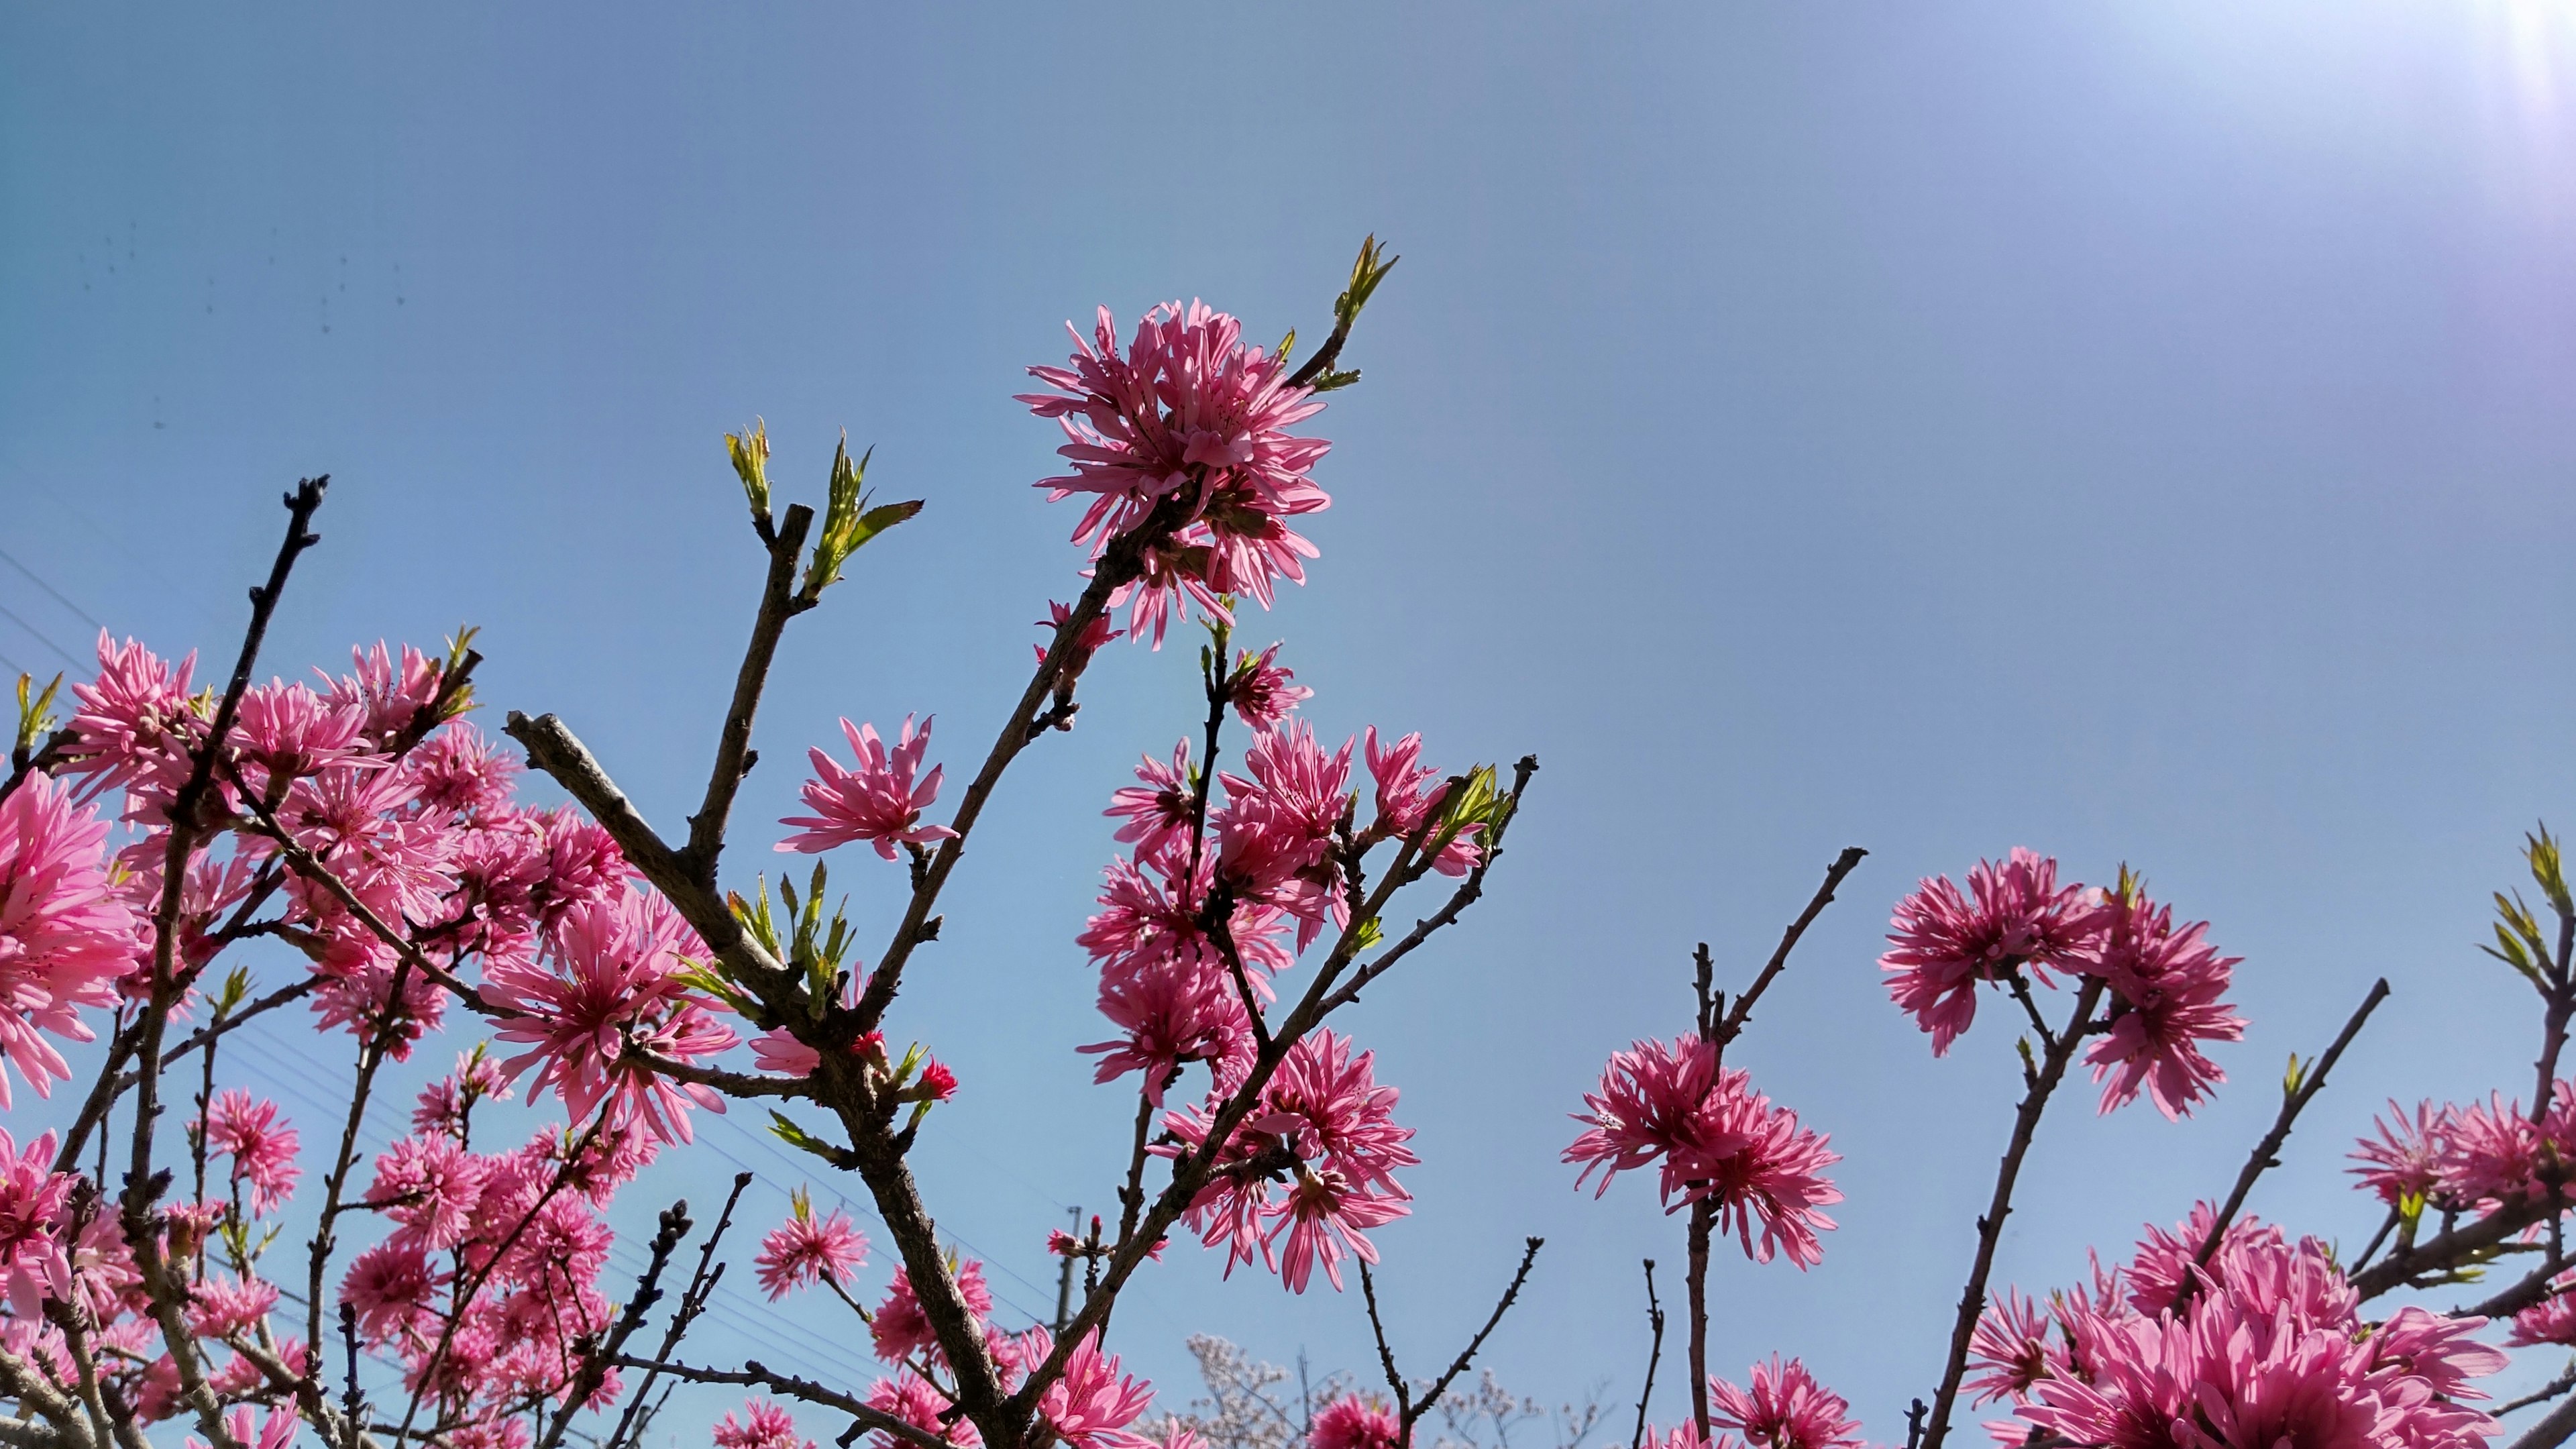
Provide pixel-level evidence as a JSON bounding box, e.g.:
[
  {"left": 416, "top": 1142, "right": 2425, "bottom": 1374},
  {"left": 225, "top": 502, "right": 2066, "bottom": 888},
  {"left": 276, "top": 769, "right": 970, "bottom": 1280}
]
[
  {"left": 1713, "top": 847, "right": 1868, "bottom": 1048},
  {"left": 606, "top": 1173, "right": 752, "bottom": 1449},
  {"left": 606, "top": 1355, "right": 953, "bottom": 1449},
  {"left": 681, "top": 504, "right": 815, "bottom": 890},
  {"left": 2171, "top": 977, "right": 2391, "bottom": 1311},
  {"left": 1629, "top": 1260, "right": 1663, "bottom": 1449},
  {"left": 1920, "top": 975, "right": 2107, "bottom": 1449}
]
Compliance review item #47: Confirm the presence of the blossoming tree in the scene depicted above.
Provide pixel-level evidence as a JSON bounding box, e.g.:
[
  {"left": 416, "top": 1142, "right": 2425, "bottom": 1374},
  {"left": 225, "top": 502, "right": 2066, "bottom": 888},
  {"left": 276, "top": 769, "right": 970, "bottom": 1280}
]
[{"left": 0, "top": 240, "right": 2570, "bottom": 1449}]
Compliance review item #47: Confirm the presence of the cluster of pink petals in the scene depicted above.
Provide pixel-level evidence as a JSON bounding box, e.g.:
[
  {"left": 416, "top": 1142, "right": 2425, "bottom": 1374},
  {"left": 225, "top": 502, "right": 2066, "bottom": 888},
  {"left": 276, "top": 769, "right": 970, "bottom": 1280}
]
[
  {"left": 1309, "top": 1397, "right": 1401, "bottom": 1449},
  {"left": 1969, "top": 1206, "right": 2506, "bottom": 1449},
  {"left": 755, "top": 1191, "right": 870, "bottom": 1299},
  {"left": 2351, "top": 1087, "right": 2576, "bottom": 1216},
  {"left": 1035, "top": 1328, "right": 1157, "bottom": 1449},
  {"left": 1880, "top": 849, "right": 2105, "bottom": 1056},
  {"left": 1020, "top": 301, "right": 1331, "bottom": 645},
  {"left": 1159, "top": 1029, "right": 1417, "bottom": 1293},
  {"left": 204, "top": 1089, "right": 302, "bottom": 1216},
  {"left": 0, "top": 771, "right": 138, "bottom": 1106},
  {"left": 777, "top": 715, "right": 958, "bottom": 861},
  {"left": 480, "top": 885, "right": 737, "bottom": 1144},
  {"left": 1564, "top": 1036, "right": 1843, "bottom": 1269},
  {"left": 1226, "top": 645, "right": 1312, "bottom": 731},
  {"left": 338, "top": 1114, "right": 648, "bottom": 1424},
  {"left": 871, "top": 1257, "right": 995, "bottom": 1366},
  {"left": 1881, "top": 853, "right": 2244, "bottom": 1118},
  {"left": 1709, "top": 1357, "right": 1866, "bottom": 1449},
  {"left": 716, "top": 1399, "right": 814, "bottom": 1449},
  {"left": 0, "top": 1128, "right": 74, "bottom": 1316}
]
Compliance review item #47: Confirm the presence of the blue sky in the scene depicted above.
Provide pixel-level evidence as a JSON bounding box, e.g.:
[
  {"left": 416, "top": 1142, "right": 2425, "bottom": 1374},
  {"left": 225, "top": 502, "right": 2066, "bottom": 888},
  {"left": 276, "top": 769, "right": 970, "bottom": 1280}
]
[{"left": 7, "top": 1, "right": 2576, "bottom": 1438}]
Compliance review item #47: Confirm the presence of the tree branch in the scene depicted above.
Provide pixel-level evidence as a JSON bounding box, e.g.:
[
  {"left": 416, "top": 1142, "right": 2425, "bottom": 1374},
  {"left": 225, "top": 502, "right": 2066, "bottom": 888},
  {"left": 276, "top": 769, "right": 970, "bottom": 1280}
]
[
  {"left": 1920, "top": 975, "right": 2106, "bottom": 1449},
  {"left": 680, "top": 504, "right": 815, "bottom": 890}
]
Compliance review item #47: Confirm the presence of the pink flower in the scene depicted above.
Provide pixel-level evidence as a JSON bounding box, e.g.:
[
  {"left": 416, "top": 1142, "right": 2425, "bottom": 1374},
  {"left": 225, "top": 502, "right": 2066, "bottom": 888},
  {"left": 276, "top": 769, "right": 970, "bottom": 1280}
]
[
  {"left": 1079, "top": 956, "right": 1253, "bottom": 1105},
  {"left": 0, "top": 770, "right": 138, "bottom": 1106},
  {"left": 412, "top": 1050, "right": 515, "bottom": 1138},
  {"left": 1360, "top": 729, "right": 1479, "bottom": 875},
  {"left": 1226, "top": 645, "right": 1311, "bottom": 730},
  {"left": 2074, "top": 888, "right": 2242, "bottom": 1119},
  {"left": 1309, "top": 1398, "right": 1401, "bottom": 1449},
  {"left": 365, "top": 1134, "right": 486, "bottom": 1248},
  {"left": 2511, "top": 1275, "right": 2576, "bottom": 1346},
  {"left": 231, "top": 679, "right": 370, "bottom": 788},
  {"left": 1019, "top": 302, "right": 1331, "bottom": 645},
  {"left": 716, "top": 1399, "right": 814, "bottom": 1449},
  {"left": 182, "top": 1273, "right": 278, "bottom": 1338},
  {"left": 1036, "top": 601, "right": 1124, "bottom": 676},
  {"left": 1880, "top": 851, "right": 2104, "bottom": 1056},
  {"left": 756, "top": 1188, "right": 869, "bottom": 1299},
  {"left": 871, "top": 1259, "right": 993, "bottom": 1364},
  {"left": 1106, "top": 740, "right": 1197, "bottom": 864},
  {"left": 205, "top": 1089, "right": 303, "bottom": 1216},
  {"left": 405, "top": 721, "right": 519, "bottom": 817},
  {"left": 1161, "top": 1030, "right": 1416, "bottom": 1292},
  {"left": 186, "top": 1405, "right": 298, "bottom": 1449},
  {"left": 1709, "top": 1358, "right": 1863, "bottom": 1449},
  {"left": 323, "top": 641, "right": 445, "bottom": 744},
  {"left": 777, "top": 716, "right": 959, "bottom": 860},
  {"left": 867, "top": 1373, "right": 978, "bottom": 1449},
  {"left": 2349, "top": 1099, "right": 2453, "bottom": 1209},
  {"left": 1965, "top": 1289, "right": 2052, "bottom": 1407},
  {"left": 752, "top": 1028, "right": 824, "bottom": 1077},
  {"left": 1564, "top": 1037, "right": 1842, "bottom": 1268},
  {"left": 480, "top": 885, "right": 737, "bottom": 1144},
  {"left": 62, "top": 633, "right": 201, "bottom": 814},
  {"left": 0, "top": 1128, "right": 72, "bottom": 1316},
  {"left": 1035, "top": 1328, "right": 1156, "bottom": 1449},
  {"left": 339, "top": 1240, "right": 444, "bottom": 1344},
  {"left": 1996, "top": 1211, "right": 2506, "bottom": 1449}
]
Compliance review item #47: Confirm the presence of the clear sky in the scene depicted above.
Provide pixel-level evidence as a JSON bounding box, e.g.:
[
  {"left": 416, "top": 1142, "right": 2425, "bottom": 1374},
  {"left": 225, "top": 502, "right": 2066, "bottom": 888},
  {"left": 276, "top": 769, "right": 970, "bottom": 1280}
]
[{"left": 6, "top": 1, "right": 2576, "bottom": 1439}]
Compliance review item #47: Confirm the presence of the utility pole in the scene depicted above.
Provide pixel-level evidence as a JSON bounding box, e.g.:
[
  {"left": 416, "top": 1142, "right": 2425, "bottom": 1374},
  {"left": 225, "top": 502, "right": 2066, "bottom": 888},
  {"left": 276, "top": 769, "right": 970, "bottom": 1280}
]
[{"left": 1053, "top": 1205, "right": 1081, "bottom": 1332}]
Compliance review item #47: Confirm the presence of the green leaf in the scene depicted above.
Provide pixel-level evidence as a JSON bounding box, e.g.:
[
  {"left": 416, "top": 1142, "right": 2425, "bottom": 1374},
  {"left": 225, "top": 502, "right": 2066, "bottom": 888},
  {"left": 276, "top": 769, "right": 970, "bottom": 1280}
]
[
  {"left": 14, "top": 671, "right": 62, "bottom": 752},
  {"left": 769, "top": 1110, "right": 844, "bottom": 1165},
  {"left": 2284, "top": 1052, "right": 2305, "bottom": 1097},
  {"left": 1352, "top": 916, "right": 1385, "bottom": 952},
  {"left": 727, "top": 419, "right": 772, "bottom": 517},
  {"left": 801, "top": 436, "right": 923, "bottom": 597},
  {"left": 2532, "top": 824, "right": 2573, "bottom": 917}
]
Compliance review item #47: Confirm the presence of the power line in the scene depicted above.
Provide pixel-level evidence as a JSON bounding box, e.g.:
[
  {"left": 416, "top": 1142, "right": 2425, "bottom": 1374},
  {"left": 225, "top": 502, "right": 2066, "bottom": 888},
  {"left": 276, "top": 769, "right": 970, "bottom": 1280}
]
[
  {"left": 0, "top": 545, "right": 106, "bottom": 632},
  {"left": 0, "top": 599, "right": 81, "bottom": 669}
]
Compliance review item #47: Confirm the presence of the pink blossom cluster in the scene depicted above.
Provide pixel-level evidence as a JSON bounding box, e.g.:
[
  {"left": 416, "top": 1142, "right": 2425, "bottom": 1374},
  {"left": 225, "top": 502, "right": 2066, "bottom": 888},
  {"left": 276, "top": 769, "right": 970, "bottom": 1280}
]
[
  {"left": 1881, "top": 851, "right": 2246, "bottom": 1118},
  {"left": 1020, "top": 301, "right": 1331, "bottom": 645},
  {"left": 340, "top": 1055, "right": 659, "bottom": 1432},
  {"left": 2349, "top": 1086, "right": 2576, "bottom": 1346},
  {"left": 1562, "top": 1036, "right": 1843, "bottom": 1269},
  {"left": 1966, "top": 1205, "right": 2505, "bottom": 1449},
  {"left": 1634, "top": 1358, "right": 1866, "bottom": 1449},
  {"left": 1158, "top": 1030, "right": 1417, "bottom": 1293},
  {"left": 751, "top": 1199, "right": 1157, "bottom": 1449}
]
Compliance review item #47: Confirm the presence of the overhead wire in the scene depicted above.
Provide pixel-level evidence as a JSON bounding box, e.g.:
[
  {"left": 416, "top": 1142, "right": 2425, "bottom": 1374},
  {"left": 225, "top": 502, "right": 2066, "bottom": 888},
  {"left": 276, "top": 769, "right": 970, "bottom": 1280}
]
[{"left": 0, "top": 545, "right": 108, "bottom": 632}]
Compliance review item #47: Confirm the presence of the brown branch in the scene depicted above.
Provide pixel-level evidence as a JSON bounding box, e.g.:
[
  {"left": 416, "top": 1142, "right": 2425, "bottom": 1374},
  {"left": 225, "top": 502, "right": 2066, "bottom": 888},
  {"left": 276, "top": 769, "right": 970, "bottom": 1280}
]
[
  {"left": 1920, "top": 975, "right": 2106, "bottom": 1449},
  {"left": 2512, "top": 1392, "right": 2576, "bottom": 1449},
  {"left": 1714, "top": 847, "right": 1869, "bottom": 1048},
  {"left": 2504, "top": 1361, "right": 2576, "bottom": 1417},
  {"left": 2353, "top": 1191, "right": 2561, "bottom": 1300},
  {"left": 606, "top": 1355, "right": 954, "bottom": 1449},
  {"left": 2175, "top": 979, "right": 2389, "bottom": 1305},
  {"left": 681, "top": 504, "right": 815, "bottom": 890},
  {"left": 536, "top": 1198, "right": 694, "bottom": 1449},
  {"left": 1012, "top": 755, "right": 1540, "bottom": 1431},
  {"left": 121, "top": 476, "right": 329, "bottom": 1449},
  {"left": 1406, "top": 1238, "right": 1545, "bottom": 1434},
  {"left": 1684, "top": 1202, "right": 1713, "bottom": 1441},
  {"left": 606, "top": 1173, "right": 752, "bottom": 1449},
  {"left": 1319, "top": 756, "right": 1540, "bottom": 1016},
  {"left": 1629, "top": 1260, "right": 1664, "bottom": 1449}
]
